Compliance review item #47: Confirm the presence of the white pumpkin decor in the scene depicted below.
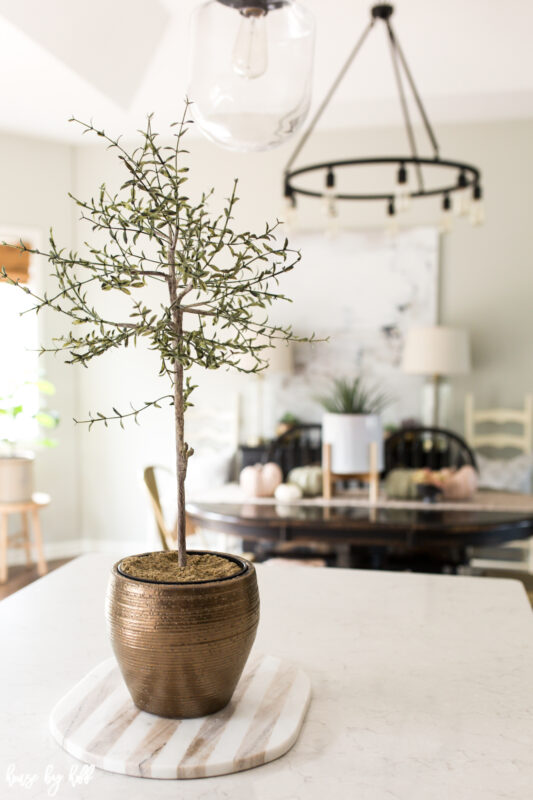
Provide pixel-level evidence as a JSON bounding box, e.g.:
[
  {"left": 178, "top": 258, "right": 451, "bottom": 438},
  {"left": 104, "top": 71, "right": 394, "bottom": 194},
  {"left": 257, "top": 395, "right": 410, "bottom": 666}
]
[
  {"left": 287, "top": 465, "right": 323, "bottom": 497},
  {"left": 274, "top": 482, "right": 303, "bottom": 502},
  {"left": 239, "top": 462, "right": 283, "bottom": 498}
]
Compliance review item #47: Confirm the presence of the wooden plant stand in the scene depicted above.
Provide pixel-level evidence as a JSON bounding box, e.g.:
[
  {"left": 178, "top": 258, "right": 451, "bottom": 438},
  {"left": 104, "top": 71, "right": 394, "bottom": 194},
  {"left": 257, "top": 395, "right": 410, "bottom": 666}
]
[
  {"left": 322, "top": 442, "right": 379, "bottom": 503},
  {"left": 0, "top": 493, "right": 50, "bottom": 583}
]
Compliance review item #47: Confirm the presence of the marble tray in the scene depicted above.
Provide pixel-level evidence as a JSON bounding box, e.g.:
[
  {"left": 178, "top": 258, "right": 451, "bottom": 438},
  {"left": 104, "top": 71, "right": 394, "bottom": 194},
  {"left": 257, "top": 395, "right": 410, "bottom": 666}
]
[{"left": 49, "top": 654, "right": 311, "bottom": 779}]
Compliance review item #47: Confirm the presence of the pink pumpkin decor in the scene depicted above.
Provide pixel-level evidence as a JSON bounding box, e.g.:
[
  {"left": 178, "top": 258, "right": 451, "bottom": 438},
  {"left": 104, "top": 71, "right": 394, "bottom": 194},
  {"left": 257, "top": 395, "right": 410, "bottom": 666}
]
[{"left": 239, "top": 462, "right": 283, "bottom": 498}]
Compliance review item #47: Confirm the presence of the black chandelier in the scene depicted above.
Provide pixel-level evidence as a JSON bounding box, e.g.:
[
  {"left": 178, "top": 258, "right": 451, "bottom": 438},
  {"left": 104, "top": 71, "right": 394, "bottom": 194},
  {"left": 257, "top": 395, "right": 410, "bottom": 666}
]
[{"left": 283, "top": 4, "right": 484, "bottom": 234}]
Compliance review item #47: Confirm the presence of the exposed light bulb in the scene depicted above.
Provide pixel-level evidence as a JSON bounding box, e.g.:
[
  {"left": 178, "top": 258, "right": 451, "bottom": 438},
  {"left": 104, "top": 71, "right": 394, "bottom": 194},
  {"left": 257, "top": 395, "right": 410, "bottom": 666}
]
[
  {"left": 439, "top": 194, "right": 453, "bottom": 234},
  {"left": 440, "top": 211, "right": 452, "bottom": 234},
  {"left": 453, "top": 190, "right": 470, "bottom": 217},
  {"left": 322, "top": 167, "right": 339, "bottom": 237},
  {"left": 469, "top": 183, "right": 484, "bottom": 226},
  {"left": 386, "top": 217, "right": 399, "bottom": 237},
  {"left": 282, "top": 197, "right": 298, "bottom": 232},
  {"left": 395, "top": 187, "right": 410, "bottom": 213},
  {"left": 469, "top": 202, "right": 484, "bottom": 226},
  {"left": 453, "top": 171, "right": 470, "bottom": 217},
  {"left": 385, "top": 200, "right": 398, "bottom": 237},
  {"left": 394, "top": 163, "right": 410, "bottom": 213},
  {"left": 232, "top": 8, "right": 268, "bottom": 80},
  {"left": 469, "top": 200, "right": 484, "bottom": 226},
  {"left": 325, "top": 200, "right": 339, "bottom": 239},
  {"left": 322, "top": 190, "right": 337, "bottom": 218}
]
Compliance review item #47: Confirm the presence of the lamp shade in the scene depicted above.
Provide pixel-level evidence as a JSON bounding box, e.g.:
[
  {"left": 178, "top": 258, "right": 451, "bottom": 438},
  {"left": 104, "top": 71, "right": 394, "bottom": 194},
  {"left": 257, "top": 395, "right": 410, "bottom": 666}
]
[
  {"left": 402, "top": 326, "right": 471, "bottom": 376},
  {"left": 265, "top": 340, "right": 293, "bottom": 374},
  {"left": 237, "top": 336, "right": 293, "bottom": 374}
]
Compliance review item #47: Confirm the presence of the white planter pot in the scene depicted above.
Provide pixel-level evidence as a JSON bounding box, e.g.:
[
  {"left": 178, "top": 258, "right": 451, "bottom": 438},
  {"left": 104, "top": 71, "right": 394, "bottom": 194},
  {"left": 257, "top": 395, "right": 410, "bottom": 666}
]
[
  {"left": 322, "top": 413, "right": 383, "bottom": 475},
  {"left": 0, "top": 455, "right": 34, "bottom": 503}
]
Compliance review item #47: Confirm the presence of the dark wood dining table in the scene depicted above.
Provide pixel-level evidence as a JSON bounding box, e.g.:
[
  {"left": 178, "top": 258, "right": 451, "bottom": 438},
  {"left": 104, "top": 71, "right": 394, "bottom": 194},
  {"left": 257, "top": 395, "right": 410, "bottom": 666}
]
[{"left": 187, "top": 493, "right": 533, "bottom": 571}]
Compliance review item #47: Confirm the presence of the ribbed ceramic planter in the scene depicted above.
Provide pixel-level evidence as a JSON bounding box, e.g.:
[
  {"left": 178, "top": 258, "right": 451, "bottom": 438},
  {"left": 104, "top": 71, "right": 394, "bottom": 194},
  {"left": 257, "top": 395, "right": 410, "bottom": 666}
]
[
  {"left": 106, "top": 550, "right": 260, "bottom": 719},
  {"left": 0, "top": 455, "right": 34, "bottom": 503}
]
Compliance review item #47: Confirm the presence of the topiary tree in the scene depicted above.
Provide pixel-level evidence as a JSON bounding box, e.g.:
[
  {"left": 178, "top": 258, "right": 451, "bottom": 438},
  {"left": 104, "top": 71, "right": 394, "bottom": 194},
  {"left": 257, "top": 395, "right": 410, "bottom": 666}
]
[{"left": 2, "top": 102, "right": 314, "bottom": 566}]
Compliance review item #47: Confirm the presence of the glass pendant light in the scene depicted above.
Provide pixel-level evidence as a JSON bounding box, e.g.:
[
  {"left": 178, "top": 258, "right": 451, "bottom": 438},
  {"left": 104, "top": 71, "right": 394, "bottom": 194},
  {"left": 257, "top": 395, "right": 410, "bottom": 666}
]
[{"left": 189, "top": 1, "right": 315, "bottom": 152}]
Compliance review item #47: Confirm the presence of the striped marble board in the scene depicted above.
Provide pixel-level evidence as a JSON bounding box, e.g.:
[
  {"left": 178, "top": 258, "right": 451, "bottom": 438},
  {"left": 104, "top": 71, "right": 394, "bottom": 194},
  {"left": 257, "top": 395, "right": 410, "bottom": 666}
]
[{"left": 49, "top": 654, "right": 311, "bottom": 779}]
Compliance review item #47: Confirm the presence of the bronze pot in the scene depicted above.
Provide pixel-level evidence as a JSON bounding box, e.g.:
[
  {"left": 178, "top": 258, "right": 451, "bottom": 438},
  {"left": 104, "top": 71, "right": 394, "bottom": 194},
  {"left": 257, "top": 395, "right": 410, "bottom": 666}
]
[{"left": 105, "top": 550, "right": 260, "bottom": 718}]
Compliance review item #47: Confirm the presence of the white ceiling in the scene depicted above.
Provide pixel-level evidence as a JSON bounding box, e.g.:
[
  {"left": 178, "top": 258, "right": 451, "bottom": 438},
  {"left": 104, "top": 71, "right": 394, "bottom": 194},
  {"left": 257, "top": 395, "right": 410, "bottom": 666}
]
[{"left": 0, "top": 0, "right": 531, "bottom": 143}]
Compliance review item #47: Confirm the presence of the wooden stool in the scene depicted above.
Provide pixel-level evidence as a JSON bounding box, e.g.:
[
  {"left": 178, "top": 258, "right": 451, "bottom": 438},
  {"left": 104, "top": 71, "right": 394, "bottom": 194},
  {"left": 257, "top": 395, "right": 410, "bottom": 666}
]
[{"left": 0, "top": 492, "right": 50, "bottom": 583}]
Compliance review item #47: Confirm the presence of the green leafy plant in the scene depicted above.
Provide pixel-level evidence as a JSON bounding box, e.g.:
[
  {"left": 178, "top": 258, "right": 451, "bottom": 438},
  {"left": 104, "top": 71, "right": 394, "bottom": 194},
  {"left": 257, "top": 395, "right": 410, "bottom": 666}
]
[
  {"left": 279, "top": 412, "right": 300, "bottom": 425},
  {"left": 2, "top": 102, "right": 315, "bottom": 566},
  {"left": 315, "top": 376, "right": 390, "bottom": 415},
  {"left": 0, "top": 379, "right": 59, "bottom": 455}
]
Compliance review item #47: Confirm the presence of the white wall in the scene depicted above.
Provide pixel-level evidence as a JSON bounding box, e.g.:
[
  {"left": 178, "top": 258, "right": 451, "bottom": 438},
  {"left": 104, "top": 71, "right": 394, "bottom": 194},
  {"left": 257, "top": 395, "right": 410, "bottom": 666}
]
[
  {"left": 67, "top": 116, "right": 533, "bottom": 548},
  {"left": 0, "top": 131, "right": 80, "bottom": 552},
  {"left": 1, "top": 116, "right": 526, "bottom": 553}
]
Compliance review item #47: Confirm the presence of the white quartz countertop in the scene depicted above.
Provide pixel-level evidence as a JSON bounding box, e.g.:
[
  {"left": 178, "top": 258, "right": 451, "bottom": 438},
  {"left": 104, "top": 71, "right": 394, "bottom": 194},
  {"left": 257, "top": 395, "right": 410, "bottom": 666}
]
[{"left": 1, "top": 554, "right": 533, "bottom": 799}]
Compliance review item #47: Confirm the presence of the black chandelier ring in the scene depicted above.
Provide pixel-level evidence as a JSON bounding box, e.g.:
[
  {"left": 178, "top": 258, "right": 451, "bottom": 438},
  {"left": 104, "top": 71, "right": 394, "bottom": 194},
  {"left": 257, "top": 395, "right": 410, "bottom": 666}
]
[
  {"left": 285, "top": 157, "right": 481, "bottom": 203},
  {"left": 282, "top": 4, "right": 484, "bottom": 228}
]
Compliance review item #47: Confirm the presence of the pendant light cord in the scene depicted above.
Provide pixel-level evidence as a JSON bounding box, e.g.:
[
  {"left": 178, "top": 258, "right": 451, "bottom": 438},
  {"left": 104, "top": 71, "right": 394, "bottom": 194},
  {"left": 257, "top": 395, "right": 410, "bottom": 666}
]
[
  {"left": 392, "top": 27, "right": 440, "bottom": 159},
  {"left": 285, "top": 19, "right": 375, "bottom": 174},
  {"left": 386, "top": 21, "right": 424, "bottom": 192}
]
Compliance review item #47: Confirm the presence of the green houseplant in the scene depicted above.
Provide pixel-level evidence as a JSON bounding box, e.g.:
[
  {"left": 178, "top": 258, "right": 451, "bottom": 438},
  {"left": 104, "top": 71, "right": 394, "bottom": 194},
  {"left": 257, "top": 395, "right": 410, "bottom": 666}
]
[
  {"left": 316, "top": 376, "right": 389, "bottom": 475},
  {"left": 3, "top": 103, "right": 313, "bottom": 717},
  {"left": 0, "top": 379, "right": 58, "bottom": 503}
]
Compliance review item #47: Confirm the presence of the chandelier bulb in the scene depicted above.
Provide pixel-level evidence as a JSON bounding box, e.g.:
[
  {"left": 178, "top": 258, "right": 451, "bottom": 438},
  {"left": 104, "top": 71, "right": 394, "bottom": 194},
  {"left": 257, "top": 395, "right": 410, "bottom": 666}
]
[
  {"left": 385, "top": 199, "right": 398, "bottom": 237},
  {"left": 325, "top": 212, "right": 340, "bottom": 239},
  {"left": 453, "top": 190, "right": 470, "bottom": 217},
  {"left": 232, "top": 7, "right": 268, "bottom": 80},
  {"left": 282, "top": 186, "right": 298, "bottom": 231},
  {"left": 469, "top": 201, "right": 484, "bottom": 226},
  {"left": 469, "top": 183, "right": 484, "bottom": 226},
  {"left": 322, "top": 169, "right": 338, "bottom": 221},
  {"left": 283, "top": 203, "right": 298, "bottom": 232},
  {"left": 439, "top": 194, "right": 453, "bottom": 234},
  {"left": 394, "top": 163, "right": 410, "bottom": 212}
]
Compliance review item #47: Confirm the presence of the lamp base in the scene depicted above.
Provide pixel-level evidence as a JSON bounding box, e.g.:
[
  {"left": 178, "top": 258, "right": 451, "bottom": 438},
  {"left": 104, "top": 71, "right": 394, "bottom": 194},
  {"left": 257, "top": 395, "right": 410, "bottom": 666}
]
[{"left": 421, "top": 376, "right": 452, "bottom": 428}]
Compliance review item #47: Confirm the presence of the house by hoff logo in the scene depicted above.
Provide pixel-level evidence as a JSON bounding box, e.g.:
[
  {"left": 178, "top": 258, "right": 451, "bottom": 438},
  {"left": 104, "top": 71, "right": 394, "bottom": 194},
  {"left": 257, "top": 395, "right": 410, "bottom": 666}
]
[{"left": 5, "top": 763, "right": 95, "bottom": 796}]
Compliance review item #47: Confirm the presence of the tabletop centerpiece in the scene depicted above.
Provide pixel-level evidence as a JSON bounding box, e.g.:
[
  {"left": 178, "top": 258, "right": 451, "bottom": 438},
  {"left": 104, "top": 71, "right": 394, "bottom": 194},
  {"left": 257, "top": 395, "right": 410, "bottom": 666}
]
[
  {"left": 4, "top": 101, "right": 313, "bottom": 718},
  {"left": 317, "top": 376, "right": 389, "bottom": 475}
]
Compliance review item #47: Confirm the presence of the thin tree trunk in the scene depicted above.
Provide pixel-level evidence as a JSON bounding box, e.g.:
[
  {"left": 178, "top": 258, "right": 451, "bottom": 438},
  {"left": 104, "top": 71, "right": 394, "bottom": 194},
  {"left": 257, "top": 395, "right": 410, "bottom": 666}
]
[
  {"left": 167, "top": 234, "right": 188, "bottom": 567},
  {"left": 174, "top": 351, "right": 187, "bottom": 566}
]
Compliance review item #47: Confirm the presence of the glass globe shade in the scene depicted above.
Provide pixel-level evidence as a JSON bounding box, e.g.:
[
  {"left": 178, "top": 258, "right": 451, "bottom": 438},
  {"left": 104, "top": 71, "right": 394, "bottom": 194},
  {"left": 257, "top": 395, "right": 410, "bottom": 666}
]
[{"left": 188, "top": 0, "right": 315, "bottom": 152}]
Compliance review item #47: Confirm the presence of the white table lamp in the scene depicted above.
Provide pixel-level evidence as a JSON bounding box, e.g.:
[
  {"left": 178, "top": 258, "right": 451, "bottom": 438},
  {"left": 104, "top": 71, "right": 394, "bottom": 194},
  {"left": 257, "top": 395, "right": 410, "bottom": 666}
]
[
  {"left": 266, "top": 340, "right": 293, "bottom": 375},
  {"left": 402, "top": 326, "right": 471, "bottom": 427}
]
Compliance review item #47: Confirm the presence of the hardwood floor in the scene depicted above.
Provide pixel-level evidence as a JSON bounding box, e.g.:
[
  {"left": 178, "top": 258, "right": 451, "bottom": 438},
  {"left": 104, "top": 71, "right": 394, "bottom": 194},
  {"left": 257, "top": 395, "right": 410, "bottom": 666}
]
[{"left": 0, "top": 558, "right": 75, "bottom": 600}]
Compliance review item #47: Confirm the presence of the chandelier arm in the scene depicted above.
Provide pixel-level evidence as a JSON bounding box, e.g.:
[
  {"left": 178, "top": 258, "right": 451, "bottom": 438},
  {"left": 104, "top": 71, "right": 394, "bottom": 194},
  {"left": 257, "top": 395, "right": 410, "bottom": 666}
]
[
  {"left": 284, "top": 18, "right": 376, "bottom": 174},
  {"left": 386, "top": 21, "right": 424, "bottom": 193},
  {"left": 390, "top": 22, "right": 441, "bottom": 159}
]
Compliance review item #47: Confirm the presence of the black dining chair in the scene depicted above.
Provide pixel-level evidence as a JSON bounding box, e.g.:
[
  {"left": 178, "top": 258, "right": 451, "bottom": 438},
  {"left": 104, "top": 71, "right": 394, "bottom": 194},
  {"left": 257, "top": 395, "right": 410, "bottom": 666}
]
[
  {"left": 267, "top": 423, "right": 322, "bottom": 479},
  {"left": 384, "top": 426, "right": 477, "bottom": 475}
]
